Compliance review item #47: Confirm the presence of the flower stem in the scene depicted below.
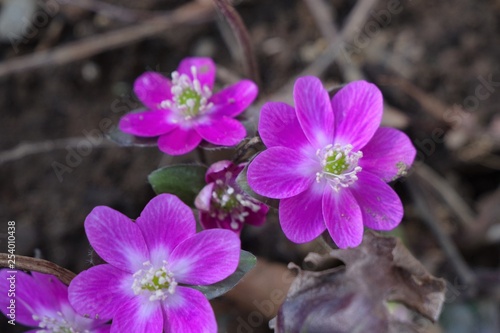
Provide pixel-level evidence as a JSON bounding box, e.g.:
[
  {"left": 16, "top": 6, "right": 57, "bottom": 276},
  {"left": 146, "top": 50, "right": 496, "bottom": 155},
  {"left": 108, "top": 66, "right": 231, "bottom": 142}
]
[
  {"left": 212, "top": 0, "right": 260, "bottom": 86},
  {"left": 196, "top": 146, "right": 208, "bottom": 165}
]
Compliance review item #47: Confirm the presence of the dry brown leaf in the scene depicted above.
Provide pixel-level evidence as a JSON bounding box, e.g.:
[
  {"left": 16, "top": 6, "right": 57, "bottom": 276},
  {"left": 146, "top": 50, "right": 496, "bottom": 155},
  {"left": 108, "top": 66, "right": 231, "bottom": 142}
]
[{"left": 272, "top": 231, "right": 446, "bottom": 333}]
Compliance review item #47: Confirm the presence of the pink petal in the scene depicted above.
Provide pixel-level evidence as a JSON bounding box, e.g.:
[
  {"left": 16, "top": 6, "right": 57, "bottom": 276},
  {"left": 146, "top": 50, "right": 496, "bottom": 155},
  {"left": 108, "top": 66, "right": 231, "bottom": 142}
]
[
  {"left": 294, "top": 76, "right": 334, "bottom": 148},
  {"left": 199, "top": 207, "right": 264, "bottom": 232},
  {"left": 31, "top": 273, "right": 94, "bottom": 327},
  {"left": 198, "top": 211, "right": 221, "bottom": 231},
  {"left": 360, "top": 127, "right": 416, "bottom": 182},
  {"left": 21, "top": 272, "right": 109, "bottom": 332},
  {"left": 31, "top": 271, "right": 69, "bottom": 309},
  {"left": 68, "top": 264, "right": 134, "bottom": 321},
  {"left": 110, "top": 298, "right": 163, "bottom": 333},
  {"left": 195, "top": 116, "right": 246, "bottom": 146},
  {"left": 209, "top": 80, "right": 258, "bottom": 117},
  {"left": 169, "top": 229, "right": 240, "bottom": 285},
  {"left": 136, "top": 194, "right": 196, "bottom": 266},
  {"left": 119, "top": 109, "right": 177, "bottom": 137},
  {"left": 332, "top": 80, "right": 383, "bottom": 150},
  {"left": 93, "top": 327, "right": 111, "bottom": 333},
  {"left": 205, "top": 160, "right": 234, "bottom": 182},
  {"left": 177, "top": 57, "right": 216, "bottom": 90},
  {"left": 134, "top": 72, "right": 172, "bottom": 109},
  {"left": 351, "top": 172, "right": 403, "bottom": 230},
  {"left": 31, "top": 270, "right": 67, "bottom": 291},
  {"left": 157, "top": 126, "right": 202, "bottom": 155},
  {"left": 163, "top": 287, "right": 216, "bottom": 333},
  {"left": 85, "top": 206, "right": 149, "bottom": 273},
  {"left": 244, "top": 202, "right": 269, "bottom": 226},
  {"left": 73, "top": 314, "right": 110, "bottom": 333},
  {"left": 247, "top": 147, "right": 317, "bottom": 199},
  {"left": 194, "top": 183, "right": 214, "bottom": 212},
  {"left": 0, "top": 270, "right": 56, "bottom": 326},
  {"left": 279, "top": 183, "right": 326, "bottom": 243},
  {"left": 323, "top": 188, "right": 364, "bottom": 248},
  {"left": 258, "top": 102, "right": 310, "bottom": 150}
]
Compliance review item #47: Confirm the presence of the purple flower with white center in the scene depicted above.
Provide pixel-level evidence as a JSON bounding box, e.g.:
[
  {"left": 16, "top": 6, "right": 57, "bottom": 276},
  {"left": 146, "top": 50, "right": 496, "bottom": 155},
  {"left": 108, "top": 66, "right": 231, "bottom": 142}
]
[
  {"left": 119, "top": 57, "right": 258, "bottom": 155},
  {"left": 68, "top": 194, "right": 241, "bottom": 333},
  {"left": 247, "top": 77, "right": 416, "bottom": 248},
  {"left": 195, "top": 160, "right": 269, "bottom": 233},
  {"left": 0, "top": 270, "right": 110, "bottom": 333}
]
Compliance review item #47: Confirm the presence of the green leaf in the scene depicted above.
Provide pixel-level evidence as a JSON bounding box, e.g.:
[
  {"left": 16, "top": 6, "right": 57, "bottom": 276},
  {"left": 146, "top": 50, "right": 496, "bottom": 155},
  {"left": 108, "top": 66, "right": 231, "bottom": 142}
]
[
  {"left": 191, "top": 250, "right": 257, "bottom": 299},
  {"left": 148, "top": 165, "right": 207, "bottom": 206},
  {"left": 107, "top": 126, "right": 158, "bottom": 147}
]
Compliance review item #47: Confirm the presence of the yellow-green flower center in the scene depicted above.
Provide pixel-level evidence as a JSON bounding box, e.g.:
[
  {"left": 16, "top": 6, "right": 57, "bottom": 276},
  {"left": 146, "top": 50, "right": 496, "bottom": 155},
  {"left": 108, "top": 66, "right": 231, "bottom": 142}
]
[
  {"left": 211, "top": 179, "right": 262, "bottom": 230},
  {"left": 316, "top": 143, "right": 363, "bottom": 192},
  {"left": 132, "top": 261, "right": 177, "bottom": 301},
  {"left": 161, "top": 66, "right": 213, "bottom": 120},
  {"left": 142, "top": 271, "right": 173, "bottom": 292},
  {"left": 324, "top": 153, "right": 349, "bottom": 175},
  {"left": 177, "top": 88, "right": 203, "bottom": 117}
]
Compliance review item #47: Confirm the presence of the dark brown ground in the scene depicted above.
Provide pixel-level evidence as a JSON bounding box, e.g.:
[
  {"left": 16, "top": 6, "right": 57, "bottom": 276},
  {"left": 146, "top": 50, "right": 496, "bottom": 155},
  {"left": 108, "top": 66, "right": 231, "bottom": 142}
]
[{"left": 0, "top": 0, "right": 499, "bottom": 332}]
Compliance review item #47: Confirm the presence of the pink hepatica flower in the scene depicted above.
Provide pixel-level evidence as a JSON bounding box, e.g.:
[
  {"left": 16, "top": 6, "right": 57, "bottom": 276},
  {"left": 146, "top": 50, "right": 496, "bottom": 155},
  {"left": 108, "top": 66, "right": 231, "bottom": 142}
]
[
  {"left": 0, "top": 269, "right": 110, "bottom": 332},
  {"left": 247, "top": 77, "right": 416, "bottom": 248},
  {"left": 195, "top": 160, "right": 269, "bottom": 233},
  {"left": 68, "top": 194, "right": 240, "bottom": 333},
  {"left": 119, "top": 57, "right": 258, "bottom": 155}
]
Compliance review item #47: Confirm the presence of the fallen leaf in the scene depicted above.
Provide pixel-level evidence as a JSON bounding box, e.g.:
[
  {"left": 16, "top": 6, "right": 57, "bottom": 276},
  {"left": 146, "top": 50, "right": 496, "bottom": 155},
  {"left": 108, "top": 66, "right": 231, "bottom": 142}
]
[{"left": 272, "top": 231, "right": 446, "bottom": 333}]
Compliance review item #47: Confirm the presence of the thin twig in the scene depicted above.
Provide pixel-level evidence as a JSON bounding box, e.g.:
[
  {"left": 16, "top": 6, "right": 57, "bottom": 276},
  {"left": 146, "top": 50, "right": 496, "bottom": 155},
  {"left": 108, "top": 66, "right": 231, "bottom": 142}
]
[
  {"left": 303, "top": 0, "right": 409, "bottom": 128},
  {"left": 415, "top": 164, "right": 476, "bottom": 228},
  {"left": 216, "top": 64, "right": 243, "bottom": 84},
  {"left": 299, "top": 0, "right": 379, "bottom": 78},
  {"left": 0, "top": 137, "right": 114, "bottom": 165},
  {"left": 62, "top": 0, "right": 160, "bottom": 23},
  {"left": 0, "top": 253, "right": 76, "bottom": 285},
  {"left": 303, "top": 0, "right": 337, "bottom": 41},
  {"left": 276, "top": 0, "right": 379, "bottom": 98},
  {"left": 0, "top": 2, "right": 215, "bottom": 78},
  {"left": 212, "top": 0, "right": 260, "bottom": 86},
  {"left": 304, "top": 0, "right": 364, "bottom": 80},
  {"left": 407, "top": 176, "right": 477, "bottom": 292},
  {"left": 379, "top": 75, "right": 453, "bottom": 124}
]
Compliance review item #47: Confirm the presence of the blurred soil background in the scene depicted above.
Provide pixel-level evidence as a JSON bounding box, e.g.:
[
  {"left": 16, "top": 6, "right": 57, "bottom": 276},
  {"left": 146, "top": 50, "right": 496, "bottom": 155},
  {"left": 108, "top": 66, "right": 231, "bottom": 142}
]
[{"left": 0, "top": 0, "right": 499, "bottom": 332}]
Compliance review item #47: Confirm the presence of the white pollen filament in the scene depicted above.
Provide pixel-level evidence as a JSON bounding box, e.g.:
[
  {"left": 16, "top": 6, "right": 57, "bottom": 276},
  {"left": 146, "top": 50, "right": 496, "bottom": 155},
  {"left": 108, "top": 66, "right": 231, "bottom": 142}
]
[
  {"left": 33, "top": 312, "right": 88, "bottom": 333},
  {"left": 132, "top": 261, "right": 177, "bottom": 302},
  {"left": 211, "top": 183, "right": 262, "bottom": 228},
  {"left": 316, "top": 143, "right": 363, "bottom": 192},
  {"left": 161, "top": 66, "right": 213, "bottom": 119}
]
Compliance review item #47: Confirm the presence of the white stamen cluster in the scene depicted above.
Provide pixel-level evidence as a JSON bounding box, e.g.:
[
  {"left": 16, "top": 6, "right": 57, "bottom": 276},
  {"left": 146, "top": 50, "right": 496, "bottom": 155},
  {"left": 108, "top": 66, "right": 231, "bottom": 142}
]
[
  {"left": 131, "top": 261, "right": 177, "bottom": 302},
  {"left": 161, "top": 66, "right": 213, "bottom": 119},
  {"left": 211, "top": 172, "right": 261, "bottom": 230},
  {"left": 33, "top": 313, "right": 86, "bottom": 333},
  {"left": 316, "top": 143, "right": 363, "bottom": 192}
]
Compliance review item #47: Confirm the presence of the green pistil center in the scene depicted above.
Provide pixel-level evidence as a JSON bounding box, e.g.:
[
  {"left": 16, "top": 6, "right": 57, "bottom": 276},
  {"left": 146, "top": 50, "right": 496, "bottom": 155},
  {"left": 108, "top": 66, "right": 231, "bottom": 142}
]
[
  {"left": 178, "top": 88, "right": 202, "bottom": 116},
  {"left": 324, "top": 153, "right": 349, "bottom": 175},
  {"left": 210, "top": 180, "right": 262, "bottom": 230},
  {"left": 143, "top": 272, "right": 172, "bottom": 292},
  {"left": 163, "top": 67, "right": 213, "bottom": 120},
  {"left": 132, "top": 261, "right": 177, "bottom": 301},
  {"left": 215, "top": 189, "right": 238, "bottom": 211},
  {"left": 316, "top": 143, "right": 363, "bottom": 192}
]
